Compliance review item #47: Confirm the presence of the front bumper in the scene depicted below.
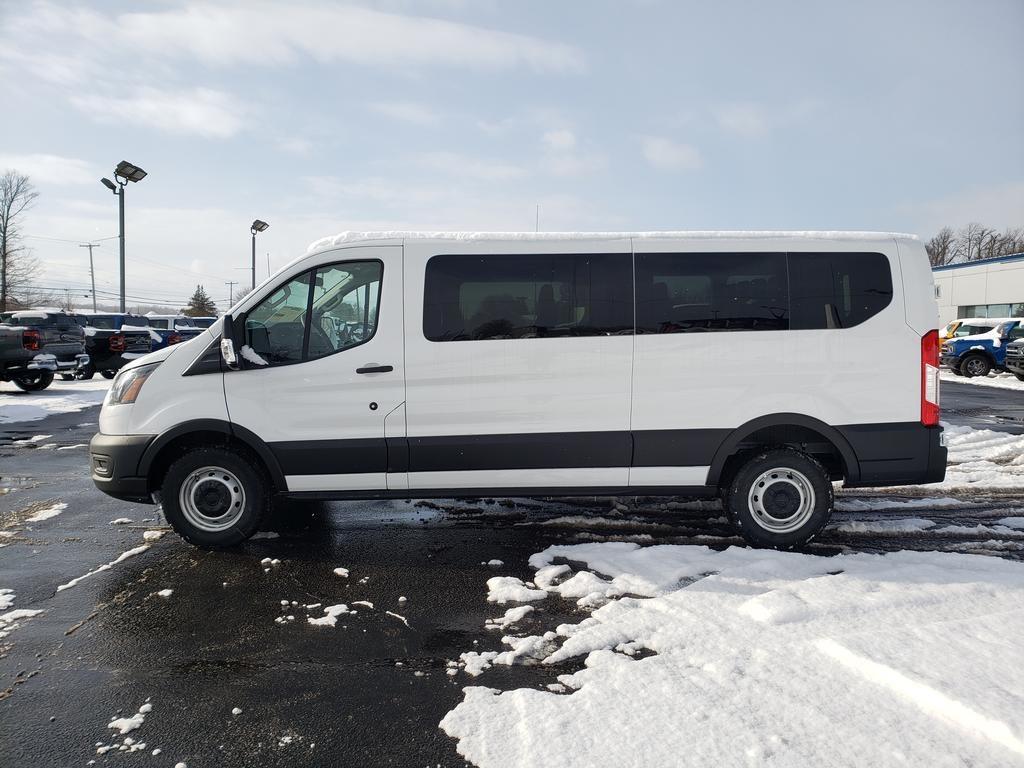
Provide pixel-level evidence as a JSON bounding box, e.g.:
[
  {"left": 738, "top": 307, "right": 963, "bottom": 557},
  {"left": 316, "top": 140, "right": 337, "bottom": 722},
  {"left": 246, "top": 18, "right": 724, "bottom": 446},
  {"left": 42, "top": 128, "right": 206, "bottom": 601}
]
[
  {"left": 89, "top": 432, "right": 156, "bottom": 503},
  {"left": 940, "top": 353, "right": 961, "bottom": 368}
]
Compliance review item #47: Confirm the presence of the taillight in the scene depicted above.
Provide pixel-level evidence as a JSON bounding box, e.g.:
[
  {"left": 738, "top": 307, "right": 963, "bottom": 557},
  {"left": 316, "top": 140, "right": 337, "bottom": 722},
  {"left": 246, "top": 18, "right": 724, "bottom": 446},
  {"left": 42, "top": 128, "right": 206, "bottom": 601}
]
[
  {"left": 22, "top": 329, "right": 41, "bottom": 351},
  {"left": 921, "top": 329, "right": 940, "bottom": 426},
  {"left": 109, "top": 333, "right": 126, "bottom": 352},
  {"left": 168, "top": 332, "right": 183, "bottom": 345}
]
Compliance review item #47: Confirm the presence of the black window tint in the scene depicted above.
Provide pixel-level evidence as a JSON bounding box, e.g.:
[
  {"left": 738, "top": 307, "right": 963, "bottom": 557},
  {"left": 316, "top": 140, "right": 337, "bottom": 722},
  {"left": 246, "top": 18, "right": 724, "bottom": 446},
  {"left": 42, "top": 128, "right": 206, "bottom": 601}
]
[
  {"left": 789, "top": 252, "right": 892, "bottom": 330},
  {"left": 635, "top": 252, "right": 788, "bottom": 333},
  {"left": 88, "top": 316, "right": 117, "bottom": 329},
  {"left": 424, "top": 253, "right": 633, "bottom": 341}
]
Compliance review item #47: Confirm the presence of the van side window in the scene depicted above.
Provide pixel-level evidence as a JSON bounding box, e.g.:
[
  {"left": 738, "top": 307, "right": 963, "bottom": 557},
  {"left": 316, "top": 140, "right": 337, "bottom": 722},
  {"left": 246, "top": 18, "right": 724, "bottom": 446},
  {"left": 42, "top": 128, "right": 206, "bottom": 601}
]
[
  {"left": 635, "top": 252, "right": 788, "bottom": 333},
  {"left": 423, "top": 253, "right": 632, "bottom": 341},
  {"left": 246, "top": 272, "right": 312, "bottom": 364},
  {"left": 307, "top": 261, "right": 383, "bottom": 360},
  {"left": 789, "top": 252, "right": 892, "bottom": 330},
  {"left": 244, "top": 261, "right": 384, "bottom": 365}
]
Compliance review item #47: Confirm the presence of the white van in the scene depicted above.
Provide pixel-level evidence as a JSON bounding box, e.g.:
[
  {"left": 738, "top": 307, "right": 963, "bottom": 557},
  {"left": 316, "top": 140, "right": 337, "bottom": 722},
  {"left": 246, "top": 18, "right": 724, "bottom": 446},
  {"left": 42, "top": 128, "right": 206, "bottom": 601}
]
[{"left": 90, "top": 232, "right": 945, "bottom": 549}]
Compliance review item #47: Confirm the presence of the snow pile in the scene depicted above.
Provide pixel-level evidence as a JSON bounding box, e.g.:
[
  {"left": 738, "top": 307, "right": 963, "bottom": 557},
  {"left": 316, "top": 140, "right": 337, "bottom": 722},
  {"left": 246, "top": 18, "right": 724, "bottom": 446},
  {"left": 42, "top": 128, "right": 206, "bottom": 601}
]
[
  {"left": 936, "top": 424, "right": 1024, "bottom": 489},
  {"left": 441, "top": 543, "right": 1024, "bottom": 768},
  {"left": 0, "top": 378, "right": 111, "bottom": 424},
  {"left": 486, "top": 576, "right": 547, "bottom": 604},
  {"left": 332, "top": 567, "right": 349, "bottom": 577},
  {"left": 307, "top": 604, "right": 349, "bottom": 627}
]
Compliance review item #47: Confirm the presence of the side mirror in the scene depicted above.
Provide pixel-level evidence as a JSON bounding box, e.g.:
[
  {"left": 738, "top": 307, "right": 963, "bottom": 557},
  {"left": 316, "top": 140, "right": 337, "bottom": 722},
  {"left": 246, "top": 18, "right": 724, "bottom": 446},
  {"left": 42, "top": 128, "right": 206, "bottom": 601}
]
[{"left": 221, "top": 313, "right": 239, "bottom": 370}]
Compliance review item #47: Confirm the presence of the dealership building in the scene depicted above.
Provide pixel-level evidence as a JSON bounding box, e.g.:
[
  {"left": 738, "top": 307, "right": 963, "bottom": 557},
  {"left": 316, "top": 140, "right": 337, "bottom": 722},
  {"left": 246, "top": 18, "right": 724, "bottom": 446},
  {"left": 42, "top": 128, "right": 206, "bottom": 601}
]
[{"left": 933, "top": 252, "right": 1024, "bottom": 326}]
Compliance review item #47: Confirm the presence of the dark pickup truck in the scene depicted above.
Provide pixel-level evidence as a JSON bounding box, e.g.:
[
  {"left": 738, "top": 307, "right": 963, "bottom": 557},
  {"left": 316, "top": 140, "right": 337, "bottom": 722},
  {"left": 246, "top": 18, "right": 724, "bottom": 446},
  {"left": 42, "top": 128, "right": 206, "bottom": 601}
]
[
  {"left": 0, "top": 309, "right": 90, "bottom": 391},
  {"left": 69, "top": 313, "right": 153, "bottom": 380}
]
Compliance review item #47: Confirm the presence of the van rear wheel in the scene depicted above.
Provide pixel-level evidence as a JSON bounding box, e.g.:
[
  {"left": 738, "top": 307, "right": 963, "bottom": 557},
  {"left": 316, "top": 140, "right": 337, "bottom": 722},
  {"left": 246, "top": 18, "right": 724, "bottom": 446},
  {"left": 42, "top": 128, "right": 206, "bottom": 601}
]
[
  {"left": 723, "top": 448, "right": 833, "bottom": 549},
  {"left": 161, "top": 447, "right": 269, "bottom": 548}
]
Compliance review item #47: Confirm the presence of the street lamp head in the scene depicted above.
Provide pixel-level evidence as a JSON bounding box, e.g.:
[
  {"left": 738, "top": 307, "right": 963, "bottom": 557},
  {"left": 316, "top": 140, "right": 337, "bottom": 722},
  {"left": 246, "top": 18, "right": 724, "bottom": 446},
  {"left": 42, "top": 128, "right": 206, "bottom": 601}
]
[
  {"left": 114, "top": 160, "right": 147, "bottom": 184},
  {"left": 100, "top": 177, "right": 117, "bottom": 192},
  {"left": 251, "top": 219, "right": 269, "bottom": 234}
]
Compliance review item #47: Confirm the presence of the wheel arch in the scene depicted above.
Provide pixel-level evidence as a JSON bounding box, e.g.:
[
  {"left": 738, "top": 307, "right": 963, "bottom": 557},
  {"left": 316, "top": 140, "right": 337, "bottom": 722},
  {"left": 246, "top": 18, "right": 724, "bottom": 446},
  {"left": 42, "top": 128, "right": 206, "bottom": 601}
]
[
  {"left": 138, "top": 419, "right": 286, "bottom": 494},
  {"left": 706, "top": 413, "right": 860, "bottom": 487}
]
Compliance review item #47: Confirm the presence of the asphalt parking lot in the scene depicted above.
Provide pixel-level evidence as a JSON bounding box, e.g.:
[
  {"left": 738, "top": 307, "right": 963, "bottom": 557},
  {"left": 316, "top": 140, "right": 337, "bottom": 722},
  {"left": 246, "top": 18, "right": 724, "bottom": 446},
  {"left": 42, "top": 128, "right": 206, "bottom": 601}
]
[{"left": 2, "top": 379, "right": 1023, "bottom": 767}]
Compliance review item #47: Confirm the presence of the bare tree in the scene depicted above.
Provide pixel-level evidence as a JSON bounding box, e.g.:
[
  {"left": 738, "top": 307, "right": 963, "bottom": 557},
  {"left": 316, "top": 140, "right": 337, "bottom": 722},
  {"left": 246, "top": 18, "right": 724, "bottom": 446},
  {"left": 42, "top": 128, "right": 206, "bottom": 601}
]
[
  {"left": 926, "top": 226, "right": 956, "bottom": 266},
  {"left": 0, "top": 171, "right": 40, "bottom": 312}
]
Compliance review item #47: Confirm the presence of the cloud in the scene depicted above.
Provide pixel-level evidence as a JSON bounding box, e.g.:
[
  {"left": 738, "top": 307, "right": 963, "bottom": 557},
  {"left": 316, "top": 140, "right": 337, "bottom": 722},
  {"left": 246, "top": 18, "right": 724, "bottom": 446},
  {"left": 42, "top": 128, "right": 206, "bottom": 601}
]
[
  {"left": 70, "top": 87, "right": 248, "bottom": 139},
  {"left": 640, "top": 136, "right": 703, "bottom": 171},
  {"left": 4, "top": 2, "right": 584, "bottom": 74},
  {"left": 278, "top": 137, "right": 313, "bottom": 155},
  {"left": 542, "top": 129, "right": 577, "bottom": 151},
  {"left": 413, "top": 152, "right": 528, "bottom": 181},
  {"left": 370, "top": 101, "right": 441, "bottom": 125},
  {"left": 0, "top": 154, "right": 98, "bottom": 186},
  {"left": 714, "top": 103, "right": 769, "bottom": 138},
  {"left": 898, "top": 181, "right": 1024, "bottom": 235}
]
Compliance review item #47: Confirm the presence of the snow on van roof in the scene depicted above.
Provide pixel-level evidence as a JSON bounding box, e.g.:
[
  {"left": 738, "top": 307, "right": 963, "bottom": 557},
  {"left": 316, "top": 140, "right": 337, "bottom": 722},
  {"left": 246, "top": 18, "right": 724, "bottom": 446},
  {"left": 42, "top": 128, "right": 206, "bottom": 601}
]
[{"left": 308, "top": 230, "right": 919, "bottom": 253}]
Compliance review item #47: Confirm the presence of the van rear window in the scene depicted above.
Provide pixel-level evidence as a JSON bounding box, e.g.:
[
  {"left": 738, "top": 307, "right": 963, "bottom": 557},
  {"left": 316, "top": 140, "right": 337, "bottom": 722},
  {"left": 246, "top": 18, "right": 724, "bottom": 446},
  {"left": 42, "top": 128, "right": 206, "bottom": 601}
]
[
  {"left": 424, "top": 253, "right": 633, "bottom": 341},
  {"left": 789, "top": 252, "right": 893, "bottom": 329}
]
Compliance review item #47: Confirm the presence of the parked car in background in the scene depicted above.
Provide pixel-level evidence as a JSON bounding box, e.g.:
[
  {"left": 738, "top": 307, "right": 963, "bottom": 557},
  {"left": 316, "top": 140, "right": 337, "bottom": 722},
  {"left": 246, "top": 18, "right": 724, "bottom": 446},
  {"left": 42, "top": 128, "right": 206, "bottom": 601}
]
[
  {"left": 940, "top": 318, "right": 1007, "bottom": 342},
  {"left": 190, "top": 316, "right": 217, "bottom": 329},
  {"left": 0, "top": 309, "right": 89, "bottom": 391},
  {"left": 146, "top": 314, "right": 203, "bottom": 350},
  {"left": 1003, "top": 338, "right": 1024, "bottom": 381},
  {"left": 940, "top": 319, "right": 1024, "bottom": 377},
  {"left": 68, "top": 313, "right": 153, "bottom": 380}
]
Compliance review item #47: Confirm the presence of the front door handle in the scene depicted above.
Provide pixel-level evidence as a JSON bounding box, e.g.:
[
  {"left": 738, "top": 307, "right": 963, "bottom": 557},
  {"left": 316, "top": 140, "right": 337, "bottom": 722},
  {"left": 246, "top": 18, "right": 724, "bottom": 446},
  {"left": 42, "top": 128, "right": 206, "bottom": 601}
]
[{"left": 356, "top": 364, "right": 393, "bottom": 374}]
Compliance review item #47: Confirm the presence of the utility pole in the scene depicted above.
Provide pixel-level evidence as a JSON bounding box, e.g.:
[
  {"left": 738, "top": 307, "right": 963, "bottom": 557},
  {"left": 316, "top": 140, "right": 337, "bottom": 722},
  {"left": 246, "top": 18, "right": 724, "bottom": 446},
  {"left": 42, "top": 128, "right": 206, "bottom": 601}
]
[
  {"left": 225, "top": 280, "right": 238, "bottom": 308},
  {"left": 79, "top": 242, "right": 99, "bottom": 312},
  {"left": 535, "top": 204, "right": 540, "bottom": 233}
]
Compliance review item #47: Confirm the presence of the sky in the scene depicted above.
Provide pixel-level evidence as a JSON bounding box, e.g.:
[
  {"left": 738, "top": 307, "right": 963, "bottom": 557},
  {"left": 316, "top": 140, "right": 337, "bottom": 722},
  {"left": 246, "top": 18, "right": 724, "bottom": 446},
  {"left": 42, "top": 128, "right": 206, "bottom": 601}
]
[{"left": 0, "top": 0, "right": 1022, "bottom": 310}]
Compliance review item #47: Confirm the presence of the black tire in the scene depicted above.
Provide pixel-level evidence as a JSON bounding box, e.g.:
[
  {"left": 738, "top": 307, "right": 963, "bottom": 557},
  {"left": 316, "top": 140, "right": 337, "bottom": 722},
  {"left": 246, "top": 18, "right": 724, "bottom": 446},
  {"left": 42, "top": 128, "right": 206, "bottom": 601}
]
[
  {"left": 77, "top": 363, "right": 95, "bottom": 380},
  {"left": 60, "top": 374, "right": 75, "bottom": 381},
  {"left": 161, "top": 447, "right": 269, "bottom": 548},
  {"left": 961, "top": 353, "right": 991, "bottom": 378},
  {"left": 12, "top": 371, "right": 55, "bottom": 392},
  {"left": 100, "top": 369, "right": 116, "bottom": 380},
  {"left": 722, "top": 448, "right": 833, "bottom": 549}
]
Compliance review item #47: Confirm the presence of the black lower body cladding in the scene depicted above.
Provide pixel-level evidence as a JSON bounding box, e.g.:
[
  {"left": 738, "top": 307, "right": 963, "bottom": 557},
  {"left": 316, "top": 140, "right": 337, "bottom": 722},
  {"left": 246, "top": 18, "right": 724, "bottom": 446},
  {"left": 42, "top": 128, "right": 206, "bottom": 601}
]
[
  {"left": 89, "top": 432, "right": 154, "bottom": 502},
  {"left": 838, "top": 423, "right": 946, "bottom": 487}
]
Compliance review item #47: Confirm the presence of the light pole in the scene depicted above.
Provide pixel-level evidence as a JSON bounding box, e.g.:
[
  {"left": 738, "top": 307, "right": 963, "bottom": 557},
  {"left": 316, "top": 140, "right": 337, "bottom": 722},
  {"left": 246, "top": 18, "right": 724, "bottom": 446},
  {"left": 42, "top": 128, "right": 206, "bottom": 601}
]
[
  {"left": 250, "top": 220, "right": 268, "bottom": 290},
  {"left": 101, "top": 160, "right": 147, "bottom": 312}
]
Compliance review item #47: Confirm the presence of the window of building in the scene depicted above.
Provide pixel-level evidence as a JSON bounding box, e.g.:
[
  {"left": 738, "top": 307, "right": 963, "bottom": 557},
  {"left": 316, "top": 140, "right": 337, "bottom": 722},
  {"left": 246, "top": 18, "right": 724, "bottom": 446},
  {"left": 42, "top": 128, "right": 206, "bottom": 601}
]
[
  {"left": 958, "top": 303, "right": 1024, "bottom": 319},
  {"left": 635, "top": 252, "right": 788, "bottom": 333},
  {"left": 789, "top": 252, "right": 892, "bottom": 330},
  {"left": 423, "top": 253, "right": 633, "bottom": 341}
]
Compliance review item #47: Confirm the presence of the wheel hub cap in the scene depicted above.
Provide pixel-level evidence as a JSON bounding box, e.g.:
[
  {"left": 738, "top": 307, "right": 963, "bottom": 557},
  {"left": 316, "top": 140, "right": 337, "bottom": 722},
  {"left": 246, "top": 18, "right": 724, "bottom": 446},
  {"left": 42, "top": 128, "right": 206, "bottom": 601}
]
[
  {"left": 747, "top": 467, "right": 816, "bottom": 534},
  {"left": 179, "top": 466, "right": 246, "bottom": 532}
]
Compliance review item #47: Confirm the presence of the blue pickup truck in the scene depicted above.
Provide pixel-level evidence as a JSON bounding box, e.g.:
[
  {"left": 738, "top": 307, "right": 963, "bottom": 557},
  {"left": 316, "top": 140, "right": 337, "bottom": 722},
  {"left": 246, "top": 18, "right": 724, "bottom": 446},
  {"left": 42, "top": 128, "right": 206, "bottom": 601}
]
[
  {"left": 941, "top": 319, "right": 1024, "bottom": 377},
  {"left": 145, "top": 314, "right": 204, "bottom": 350}
]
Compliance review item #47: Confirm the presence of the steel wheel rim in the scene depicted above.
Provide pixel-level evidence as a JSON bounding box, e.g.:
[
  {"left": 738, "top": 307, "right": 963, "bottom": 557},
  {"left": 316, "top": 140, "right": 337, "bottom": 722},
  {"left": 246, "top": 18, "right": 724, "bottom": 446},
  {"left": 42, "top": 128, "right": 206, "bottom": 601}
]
[
  {"left": 747, "top": 467, "right": 816, "bottom": 533},
  {"left": 179, "top": 466, "right": 246, "bottom": 532}
]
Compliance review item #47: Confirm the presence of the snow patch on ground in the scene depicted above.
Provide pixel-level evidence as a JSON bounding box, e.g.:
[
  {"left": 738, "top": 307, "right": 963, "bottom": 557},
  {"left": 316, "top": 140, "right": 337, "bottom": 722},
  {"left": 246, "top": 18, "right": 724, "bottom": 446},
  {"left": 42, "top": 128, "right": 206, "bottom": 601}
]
[
  {"left": 921, "top": 424, "right": 1024, "bottom": 490},
  {"left": 486, "top": 577, "right": 547, "bottom": 604},
  {"left": 0, "top": 378, "right": 111, "bottom": 424},
  {"left": 830, "top": 517, "right": 937, "bottom": 534},
  {"left": 26, "top": 502, "right": 67, "bottom": 522},
  {"left": 941, "top": 369, "right": 1024, "bottom": 391},
  {"left": 307, "top": 604, "right": 349, "bottom": 627},
  {"left": 56, "top": 545, "right": 150, "bottom": 592},
  {"left": 0, "top": 589, "right": 43, "bottom": 641},
  {"left": 441, "top": 543, "right": 1024, "bottom": 768}
]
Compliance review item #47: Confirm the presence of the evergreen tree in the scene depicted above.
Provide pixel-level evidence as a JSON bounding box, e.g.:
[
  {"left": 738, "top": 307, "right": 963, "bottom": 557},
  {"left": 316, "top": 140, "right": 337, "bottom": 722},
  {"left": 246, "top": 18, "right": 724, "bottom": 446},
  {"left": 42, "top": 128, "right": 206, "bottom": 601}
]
[{"left": 184, "top": 284, "right": 217, "bottom": 316}]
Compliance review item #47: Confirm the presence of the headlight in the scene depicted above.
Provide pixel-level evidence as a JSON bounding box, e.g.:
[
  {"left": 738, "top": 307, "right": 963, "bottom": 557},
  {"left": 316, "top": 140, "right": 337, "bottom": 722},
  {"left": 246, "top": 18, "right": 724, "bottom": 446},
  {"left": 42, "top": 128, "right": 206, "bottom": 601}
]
[{"left": 108, "top": 363, "right": 159, "bottom": 405}]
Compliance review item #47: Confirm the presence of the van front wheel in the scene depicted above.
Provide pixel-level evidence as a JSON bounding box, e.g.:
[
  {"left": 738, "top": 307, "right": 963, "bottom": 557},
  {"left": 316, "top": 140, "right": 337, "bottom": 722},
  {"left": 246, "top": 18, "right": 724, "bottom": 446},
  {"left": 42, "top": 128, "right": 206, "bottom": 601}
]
[
  {"left": 161, "top": 447, "right": 269, "bottom": 548},
  {"left": 723, "top": 448, "right": 833, "bottom": 549}
]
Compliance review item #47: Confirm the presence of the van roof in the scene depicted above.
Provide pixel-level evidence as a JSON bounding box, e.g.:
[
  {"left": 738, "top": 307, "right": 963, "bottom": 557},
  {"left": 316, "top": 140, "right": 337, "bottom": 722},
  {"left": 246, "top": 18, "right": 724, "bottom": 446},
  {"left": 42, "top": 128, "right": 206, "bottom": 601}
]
[{"left": 308, "top": 230, "right": 920, "bottom": 253}]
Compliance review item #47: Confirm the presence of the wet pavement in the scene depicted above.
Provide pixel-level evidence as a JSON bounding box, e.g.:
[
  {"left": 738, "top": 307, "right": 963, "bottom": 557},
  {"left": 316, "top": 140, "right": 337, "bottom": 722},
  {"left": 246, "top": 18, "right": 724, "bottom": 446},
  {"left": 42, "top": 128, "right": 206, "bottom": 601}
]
[{"left": 1, "top": 383, "right": 1023, "bottom": 767}]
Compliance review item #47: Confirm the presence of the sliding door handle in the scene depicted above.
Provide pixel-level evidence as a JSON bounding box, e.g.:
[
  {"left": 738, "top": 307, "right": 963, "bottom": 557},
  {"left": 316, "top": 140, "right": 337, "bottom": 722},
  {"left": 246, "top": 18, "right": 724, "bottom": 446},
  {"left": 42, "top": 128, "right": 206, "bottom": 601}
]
[{"left": 356, "top": 364, "right": 394, "bottom": 374}]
